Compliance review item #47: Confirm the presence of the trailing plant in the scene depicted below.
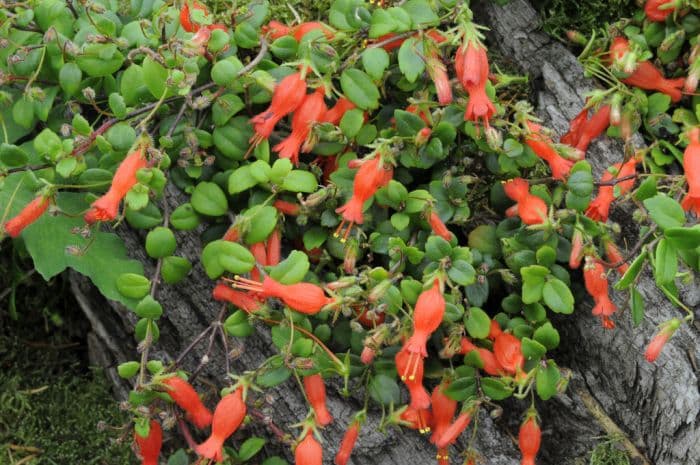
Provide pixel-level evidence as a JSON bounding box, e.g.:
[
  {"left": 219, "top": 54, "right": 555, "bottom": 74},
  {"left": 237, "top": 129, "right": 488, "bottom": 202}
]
[{"left": 0, "top": 0, "right": 698, "bottom": 464}]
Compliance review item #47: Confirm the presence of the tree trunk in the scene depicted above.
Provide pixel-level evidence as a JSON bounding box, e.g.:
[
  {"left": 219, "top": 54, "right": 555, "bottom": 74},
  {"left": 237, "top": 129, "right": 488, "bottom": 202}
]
[{"left": 71, "top": 0, "right": 700, "bottom": 464}]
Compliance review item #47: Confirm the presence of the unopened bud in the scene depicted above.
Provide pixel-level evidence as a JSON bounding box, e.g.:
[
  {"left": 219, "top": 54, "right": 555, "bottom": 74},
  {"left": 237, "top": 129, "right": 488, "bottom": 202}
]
[
  {"left": 566, "top": 30, "right": 587, "bottom": 46},
  {"left": 485, "top": 127, "right": 502, "bottom": 150},
  {"left": 415, "top": 127, "right": 432, "bottom": 147}
]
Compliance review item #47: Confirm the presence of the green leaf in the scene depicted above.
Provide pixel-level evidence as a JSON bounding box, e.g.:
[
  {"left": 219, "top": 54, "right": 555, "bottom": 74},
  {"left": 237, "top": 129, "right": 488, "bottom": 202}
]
[
  {"left": 117, "top": 361, "right": 140, "bottom": 379},
  {"left": 142, "top": 56, "right": 171, "bottom": 99},
  {"left": 242, "top": 206, "right": 277, "bottom": 244},
  {"left": 614, "top": 250, "right": 647, "bottom": 290},
  {"left": 161, "top": 256, "right": 192, "bottom": 284},
  {"left": 362, "top": 48, "right": 390, "bottom": 81},
  {"left": 536, "top": 361, "right": 560, "bottom": 400},
  {"left": 20, "top": 192, "right": 144, "bottom": 309},
  {"left": 269, "top": 250, "right": 310, "bottom": 284},
  {"left": 542, "top": 279, "right": 574, "bottom": 314},
  {"left": 567, "top": 167, "right": 594, "bottom": 197},
  {"left": 465, "top": 307, "right": 491, "bottom": 339},
  {"left": 170, "top": 203, "right": 201, "bottom": 230},
  {"left": 145, "top": 227, "right": 176, "bottom": 259},
  {"left": 643, "top": 194, "right": 685, "bottom": 230},
  {"left": 117, "top": 273, "right": 151, "bottom": 299},
  {"left": 654, "top": 238, "right": 677, "bottom": 286},
  {"left": 368, "top": 9, "right": 397, "bottom": 38},
  {"left": 135, "top": 295, "right": 163, "bottom": 319},
  {"left": 224, "top": 310, "right": 254, "bottom": 337},
  {"left": 59, "top": 62, "right": 82, "bottom": 97},
  {"left": 191, "top": 182, "right": 229, "bottom": 217},
  {"left": 281, "top": 170, "right": 319, "bottom": 193},
  {"left": 0, "top": 143, "right": 29, "bottom": 167},
  {"left": 239, "top": 437, "right": 266, "bottom": 461},
  {"left": 400, "top": 0, "right": 439, "bottom": 26},
  {"left": 533, "top": 322, "right": 560, "bottom": 350},
  {"left": 448, "top": 260, "right": 476, "bottom": 286},
  {"left": 340, "top": 109, "right": 365, "bottom": 137},
  {"left": 521, "top": 337, "right": 546, "bottom": 360},
  {"left": 425, "top": 235, "right": 452, "bottom": 260},
  {"left": 76, "top": 44, "right": 124, "bottom": 77},
  {"left": 228, "top": 166, "right": 258, "bottom": 194},
  {"left": 443, "top": 376, "right": 477, "bottom": 401},
  {"left": 480, "top": 378, "right": 513, "bottom": 400},
  {"left": 664, "top": 226, "right": 700, "bottom": 250},
  {"left": 256, "top": 366, "right": 292, "bottom": 387},
  {"left": 201, "top": 240, "right": 255, "bottom": 279},
  {"left": 369, "top": 374, "right": 401, "bottom": 406},
  {"left": 340, "top": 69, "right": 380, "bottom": 110},
  {"left": 398, "top": 38, "right": 424, "bottom": 83}
]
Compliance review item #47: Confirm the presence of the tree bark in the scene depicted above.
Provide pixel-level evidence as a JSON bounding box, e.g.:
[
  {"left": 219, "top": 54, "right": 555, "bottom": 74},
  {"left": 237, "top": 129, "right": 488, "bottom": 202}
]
[{"left": 71, "top": 0, "right": 700, "bottom": 464}]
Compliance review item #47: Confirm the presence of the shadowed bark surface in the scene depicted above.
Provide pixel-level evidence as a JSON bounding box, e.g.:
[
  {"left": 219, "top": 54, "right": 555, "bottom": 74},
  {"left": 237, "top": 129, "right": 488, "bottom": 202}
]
[{"left": 72, "top": 0, "right": 700, "bottom": 463}]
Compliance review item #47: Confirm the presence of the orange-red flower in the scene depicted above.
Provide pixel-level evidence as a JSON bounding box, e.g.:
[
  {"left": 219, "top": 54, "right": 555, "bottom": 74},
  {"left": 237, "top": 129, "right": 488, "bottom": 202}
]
[
  {"left": 212, "top": 284, "right": 262, "bottom": 313},
  {"left": 561, "top": 105, "right": 611, "bottom": 155},
  {"left": 610, "top": 37, "right": 685, "bottom": 102},
  {"left": 196, "top": 388, "right": 247, "bottom": 463},
  {"left": 304, "top": 374, "right": 333, "bottom": 427},
  {"left": 519, "top": 416, "right": 541, "bottom": 465},
  {"left": 335, "top": 155, "right": 393, "bottom": 241},
  {"left": 455, "top": 40, "right": 496, "bottom": 127},
  {"left": 266, "top": 229, "right": 281, "bottom": 266},
  {"left": 249, "top": 242, "right": 267, "bottom": 282},
  {"left": 273, "top": 199, "right": 301, "bottom": 216},
  {"left": 399, "top": 405, "right": 433, "bottom": 434},
  {"left": 273, "top": 88, "right": 328, "bottom": 165},
  {"left": 493, "top": 332, "right": 524, "bottom": 375},
  {"left": 524, "top": 122, "right": 573, "bottom": 180},
  {"left": 644, "top": 0, "right": 677, "bottom": 22},
  {"left": 586, "top": 158, "right": 637, "bottom": 222},
  {"left": 403, "top": 279, "right": 445, "bottom": 360},
  {"left": 250, "top": 73, "right": 307, "bottom": 144},
  {"left": 261, "top": 20, "right": 290, "bottom": 39},
  {"left": 85, "top": 148, "right": 147, "bottom": 224},
  {"left": 161, "top": 376, "right": 213, "bottom": 429},
  {"left": 291, "top": 22, "right": 334, "bottom": 41},
  {"left": 360, "top": 346, "right": 376, "bottom": 365},
  {"left": 231, "top": 276, "right": 334, "bottom": 315},
  {"left": 583, "top": 256, "right": 617, "bottom": 328},
  {"left": 335, "top": 420, "right": 360, "bottom": 465},
  {"left": 603, "top": 240, "right": 629, "bottom": 275},
  {"left": 295, "top": 432, "right": 323, "bottom": 465},
  {"left": 134, "top": 420, "right": 162, "bottom": 465},
  {"left": 503, "top": 178, "right": 548, "bottom": 225},
  {"left": 488, "top": 320, "right": 503, "bottom": 340},
  {"left": 681, "top": 128, "right": 700, "bottom": 215},
  {"left": 324, "top": 98, "right": 356, "bottom": 125},
  {"left": 180, "top": 1, "right": 208, "bottom": 33},
  {"left": 476, "top": 348, "right": 503, "bottom": 376},
  {"left": 395, "top": 347, "right": 430, "bottom": 410},
  {"left": 429, "top": 383, "right": 457, "bottom": 445},
  {"left": 426, "top": 48, "right": 452, "bottom": 105},
  {"left": 428, "top": 211, "right": 452, "bottom": 241},
  {"left": 435, "top": 411, "right": 472, "bottom": 449},
  {"left": 569, "top": 228, "right": 584, "bottom": 269},
  {"left": 3, "top": 195, "right": 49, "bottom": 238},
  {"left": 645, "top": 319, "right": 680, "bottom": 362}
]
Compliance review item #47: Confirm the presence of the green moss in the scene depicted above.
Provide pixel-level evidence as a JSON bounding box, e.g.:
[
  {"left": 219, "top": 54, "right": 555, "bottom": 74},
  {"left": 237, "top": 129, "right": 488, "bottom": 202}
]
[
  {"left": 532, "top": 0, "right": 636, "bottom": 39},
  {"left": 588, "top": 436, "right": 632, "bottom": 465},
  {"left": 0, "top": 256, "right": 131, "bottom": 464}
]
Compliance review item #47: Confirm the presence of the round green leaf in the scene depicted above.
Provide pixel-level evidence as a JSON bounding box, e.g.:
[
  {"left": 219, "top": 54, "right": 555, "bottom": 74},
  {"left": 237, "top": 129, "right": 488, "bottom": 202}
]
[
  {"left": 191, "top": 182, "right": 229, "bottom": 217},
  {"left": 340, "top": 69, "right": 380, "bottom": 110},
  {"left": 542, "top": 279, "right": 574, "bottom": 314},
  {"left": 116, "top": 273, "right": 150, "bottom": 299},
  {"left": 145, "top": 227, "right": 176, "bottom": 259}
]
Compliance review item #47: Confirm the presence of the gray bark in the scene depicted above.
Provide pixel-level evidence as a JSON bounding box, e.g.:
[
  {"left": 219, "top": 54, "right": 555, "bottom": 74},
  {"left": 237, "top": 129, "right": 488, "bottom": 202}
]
[{"left": 70, "top": 0, "right": 700, "bottom": 464}]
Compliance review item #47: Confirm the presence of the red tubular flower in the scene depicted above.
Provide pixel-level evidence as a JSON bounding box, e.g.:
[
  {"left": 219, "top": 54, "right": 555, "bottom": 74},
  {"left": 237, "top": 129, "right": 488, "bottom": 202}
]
[
  {"left": 406, "top": 104, "right": 431, "bottom": 125},
  {"left": 134, "top": 420, "right": 162, "bottom": 465},
  {"left": 292, "top": 22, "right": 334, "bottom": 41},
  {"left": 681, "top": 128, "right": 700, "bottom": 215},
  {"left": 562, "top": 105, "right": 611, "bottom": 154},
  {"left": 274, "top": 199, "right": 301, "bottom": 216},
  {"left": 403, "top": 279, "right": 445, "bottom": 360},
  {"left": 644, "top": 0, "right": 676, "bottom": 22},
  {"left": 519, "top": 416, "right": 542, "bottom": 465},
  {"left": 426, "top": 48, "right": 452, "bottom": 105},
  {"left": 212, "top": 284, "right": 261, "bottom": 313},
  {"left": 335, "top": 155, "right": 393, "bottom": 241},
  {"left": 304, "top": 374, "right": 333, "bottom": 427},
  {"left": 488, "top": 320, "right": 503, "bottom": 340},
  {"left": 180, "top": 1, "right": 208, "bottom": 33},
  {"left": 435, "top": 411, "right": 472, "bottom": 449},
  {"left": 645, "top": 319, "right": 680, "bottom": 362},
  {"left": 360, "top": 346, "right": 376, "bottom": 365},
  {"left": 223, "top": 225, "right": 240, "bottom": 242},
  {"left": 324, "top": 98, "right": 356, "bottom": 125},
  {"left": 610, "top": 37, "right": 685, "bottom": 102},
  {"left": 266, "top": 229, "right": 281, "bottom": 266},
  {"left": 295, "top": 432, "right": 323, "bottom": 465},
  {"left": 493, "top": 333, "right": 524, "bottom": 375},
  {"left": 85, "top": 148, "right": 147, "bottom": 224},
  {"left": 458, "top": 337, "right": 477, "bottom": 355},
  {"left": 4, "top": 195, "right": 49, "bottom": 238},
  {"left": 503, "top": 178, "right": 548, "bottom": 225},
  {"left": 162, "top": 376, "right": 213, "bottom": 429},
  {"left": 428, "top": 211, "right": 452, "bottom": 241},
  {"left": 250, "top": 73, "right": 307, "bottom": 144},
  {"left": 429, "top": 383, "right": 457, "bottom": 445},
  {"left": 273, "top": 88, "right": 327, "bottom": 166},
  {"left": 250, "top": 242, "right": 267, "bottom": 282},
  {"left": 335, "top": 420, "right": 360, "bottom": 465},
  {"left": 604, "top": 240, "right": 629, "bottom": 275},
  {"left": 583, "top": 256, "right": 617, "bottom": 327},
  {"left": 196, "top": 388, "right": 247, "bottom": 463},
  {"left": 262, "top": 20, "right": 291, "bottom": 40},
  {"left": 400, "top": 406, "right": 433, "bottom": 434},
  {"left": 569, "top": 228, "right": 584, "bottom": 269},
  {"left": 455, "top": 41, "right": 487, "bottom": 88},
  {"left": 525, "top": 122, "right": 573, "bottom": 180},
  {"left": 395, "top": 347, "right": 431, "bottom": 410},
  {"left": 476, "top": 348, "right": 503, "bottom": 376},
  {"left": 231, "top": 276, "right": 334, "bottom": 314},
  {"left": 586, "top": 158, "right": 637, "bottom": 222}
]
